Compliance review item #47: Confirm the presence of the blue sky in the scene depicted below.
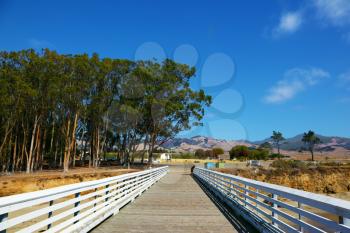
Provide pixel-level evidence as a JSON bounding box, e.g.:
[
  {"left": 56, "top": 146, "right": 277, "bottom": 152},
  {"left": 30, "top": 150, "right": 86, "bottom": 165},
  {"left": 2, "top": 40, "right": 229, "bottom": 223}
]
[{"left": 1, "top": 0, "right": 350, "bottom": 140}]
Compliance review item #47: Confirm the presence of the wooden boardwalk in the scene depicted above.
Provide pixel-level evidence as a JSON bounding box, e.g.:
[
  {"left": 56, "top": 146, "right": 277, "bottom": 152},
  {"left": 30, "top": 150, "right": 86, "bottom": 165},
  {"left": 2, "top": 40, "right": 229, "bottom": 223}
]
[{"left": 91, "top": 164, "right": 238, "bottom": 233}]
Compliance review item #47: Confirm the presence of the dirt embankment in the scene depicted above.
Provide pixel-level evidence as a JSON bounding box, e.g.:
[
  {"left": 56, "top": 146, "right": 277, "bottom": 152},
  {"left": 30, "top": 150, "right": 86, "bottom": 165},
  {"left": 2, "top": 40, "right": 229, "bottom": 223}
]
[
  {"left": 0, "top": 168, "right": 140, "bottom": 197},
  {"left": 217, "top": 165, "right": 350, "bottom": 194}
]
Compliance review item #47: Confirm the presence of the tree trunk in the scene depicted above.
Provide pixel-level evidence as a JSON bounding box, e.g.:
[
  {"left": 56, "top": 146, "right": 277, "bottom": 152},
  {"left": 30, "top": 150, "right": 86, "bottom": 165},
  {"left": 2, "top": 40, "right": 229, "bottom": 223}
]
[
  {"left": 12, "top": 136, "right": 17, "bottom": 172},
  {"left": 141, "top": 136, "right": 148, "bottom": 164},
  {"left": 63, "top": 117, "right": 71, "bottom": 172},
  {"left": 0, "top": 121, "right": 12, "bottom": 157},
  {"left": 148, "top": 134, "right": 156, "bottom": 165},
  {"left": 63, "top": 113, "right": 78, "bottom": 172},
  {"left": 32, "top": 125, "right": 41, "bottom": 171},
  {"left": 40, "top": 128, "right": 47, "bottom": 170},
  {"left": 26, "top": 115, "right": 39, "bottom": 173}
]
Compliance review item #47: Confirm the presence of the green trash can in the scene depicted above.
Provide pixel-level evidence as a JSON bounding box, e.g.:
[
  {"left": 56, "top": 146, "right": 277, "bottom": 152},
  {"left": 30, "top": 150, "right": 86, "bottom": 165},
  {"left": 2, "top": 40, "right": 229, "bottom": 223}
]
[{"left": 216, "top": 162, "right": 225, "bottom": 168}]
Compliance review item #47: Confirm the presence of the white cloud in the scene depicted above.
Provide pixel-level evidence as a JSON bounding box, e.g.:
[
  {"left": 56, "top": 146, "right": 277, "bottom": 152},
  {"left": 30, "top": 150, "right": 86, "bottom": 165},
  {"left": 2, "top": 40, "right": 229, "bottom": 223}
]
[
  {"left": 264, "top": 67, "right": 330, "bottom": 104},
  {"left": 313, "top": 0, "right": 350, "bottom": 26},
  {"left": 29, "top": 38, "right": 55, "bottom": 49},
  {"left": 273, "top": 11, "right": 302, "bottom": 36}
]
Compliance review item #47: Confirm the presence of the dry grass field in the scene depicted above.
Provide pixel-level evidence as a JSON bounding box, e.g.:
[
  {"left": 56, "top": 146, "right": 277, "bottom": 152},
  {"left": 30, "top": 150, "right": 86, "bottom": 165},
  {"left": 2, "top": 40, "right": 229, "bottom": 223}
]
[
  {"left": 0, "top": 167, "right": 141, "bottom": 197},
  {"left": 217, "top": 160, "right": 350, "bottom": 201}
]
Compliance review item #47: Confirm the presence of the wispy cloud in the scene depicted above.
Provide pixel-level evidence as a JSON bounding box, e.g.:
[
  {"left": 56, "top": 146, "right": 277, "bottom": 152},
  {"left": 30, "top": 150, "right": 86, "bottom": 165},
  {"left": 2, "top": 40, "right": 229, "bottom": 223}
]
[
  {"left": 268, "top": 1, "right": 350, "bottom": 41},
  {"left": 313, "top": 0, "right": 350, "bottom": 26},
  {"left": 263, "top": 67, "right": 330, "bottom": 104},
  {"left": 272, "top": 11, "right": 303, "bottom": 37},
  {"left": 29, "top": 38, "right": 55, "bottom": 50}
]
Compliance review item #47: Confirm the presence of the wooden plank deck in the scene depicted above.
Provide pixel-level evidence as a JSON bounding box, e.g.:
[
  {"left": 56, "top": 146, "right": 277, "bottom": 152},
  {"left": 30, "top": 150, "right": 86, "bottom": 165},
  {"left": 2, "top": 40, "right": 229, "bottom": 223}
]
[{"left": 91, "top": 164, "right": 238, "bottom": 233}]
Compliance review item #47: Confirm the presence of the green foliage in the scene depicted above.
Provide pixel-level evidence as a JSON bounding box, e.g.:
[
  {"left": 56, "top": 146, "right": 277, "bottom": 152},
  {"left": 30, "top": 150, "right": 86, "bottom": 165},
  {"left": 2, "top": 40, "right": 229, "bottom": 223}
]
[
  {"left": 172, "top": 153, "right": 195, "bottom": 159},
  {"left": 270, "top": 131, "right": 285, "bottom": 154},
  {"left": 194, "top": 149, "right": 207, "bottom": 159},
  {"left": 259, "top": 142, "right": 272, "bottom": 151},
  {"left": 229, "top": 145, "right": 269, "bottom": 160},
  {"left": 302, "top": 130, "right": 321, "bottom": 161},
  {"left": 212, "top": 147, "right": 224, "bottom": 158},
  {"left": 229, "top": 145, "right": 249, "bottom": 160},
  {"left": 270, "top": 160, "right": 308, "bottom": 170},
  {"left": 0, "top": 49, "right": 211, "bottom": 172},
  {"left": 269, "top": 153, "right": 285, "bottom": 159},
  {"left": 194, "top": 148, "right": 220, "bottom": 159}
]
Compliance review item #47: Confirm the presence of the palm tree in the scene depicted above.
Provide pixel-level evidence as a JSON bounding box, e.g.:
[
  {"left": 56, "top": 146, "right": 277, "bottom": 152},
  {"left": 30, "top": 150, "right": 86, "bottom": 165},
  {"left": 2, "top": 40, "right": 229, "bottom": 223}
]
[
  {"left": 302, "top": 130, "right": 321, "bottom": 161},
  {"left": 270, "top": 131, "right": 285, "bottom": 155}
]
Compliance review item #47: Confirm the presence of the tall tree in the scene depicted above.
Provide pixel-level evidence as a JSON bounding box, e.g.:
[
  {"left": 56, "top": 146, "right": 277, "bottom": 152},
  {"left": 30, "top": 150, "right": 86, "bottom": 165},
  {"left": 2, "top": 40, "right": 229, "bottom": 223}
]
[
  {"left": 137, "top": 60, "right": 211, "bottom": 164},
  {"left": 0, "top": 49, "right": 211, "bottom": 172},
  {"left": 270, "top": 131, "right": 285, "bottom": 155},
  {"left": 302, "top": 130, "right": 321, "bottom": 161}
]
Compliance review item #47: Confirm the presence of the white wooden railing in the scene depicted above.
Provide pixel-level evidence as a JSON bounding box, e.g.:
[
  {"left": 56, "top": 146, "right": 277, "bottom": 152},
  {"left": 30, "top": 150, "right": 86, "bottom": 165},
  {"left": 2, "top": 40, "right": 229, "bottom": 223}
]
[
  {"left": 0, "top": 166, "right": 168, "bottom": 233},
  {"left": 194, "top": 167, "right": 350, "bottom": 233}
]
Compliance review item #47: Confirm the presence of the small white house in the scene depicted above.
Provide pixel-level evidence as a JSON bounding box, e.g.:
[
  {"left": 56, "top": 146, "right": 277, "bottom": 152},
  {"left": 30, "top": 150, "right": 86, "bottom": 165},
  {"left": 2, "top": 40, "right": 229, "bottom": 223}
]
[
  {"left": 160, "top": 153, "right": 171, "bottom": 161},
  {"left": 247, "top": 160, "right": 261, "bottom": 167}
]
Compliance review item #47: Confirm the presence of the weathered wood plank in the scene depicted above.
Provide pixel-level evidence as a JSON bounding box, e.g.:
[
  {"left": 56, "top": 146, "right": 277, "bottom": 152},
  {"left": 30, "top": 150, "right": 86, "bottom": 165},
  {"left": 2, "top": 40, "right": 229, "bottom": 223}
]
[{"left": 92, "top": 165, "right": 238, "bottom": 233}]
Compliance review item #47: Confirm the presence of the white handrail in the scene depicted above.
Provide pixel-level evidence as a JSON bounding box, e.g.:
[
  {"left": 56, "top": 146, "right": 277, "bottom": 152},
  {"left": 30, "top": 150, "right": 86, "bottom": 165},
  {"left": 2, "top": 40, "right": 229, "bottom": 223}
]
[
  {"left": 193, "top": 167, "right": 350, "bottom": 233},
  {"left": 0, "top": 166, "right": 168, "bottom": 233}
]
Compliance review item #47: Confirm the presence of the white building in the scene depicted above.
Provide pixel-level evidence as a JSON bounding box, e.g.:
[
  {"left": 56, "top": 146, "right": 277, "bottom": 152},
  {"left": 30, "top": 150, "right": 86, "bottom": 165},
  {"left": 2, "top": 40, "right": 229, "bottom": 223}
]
[{"left": 160, "top": 153, "right": 171, "bottom": 161}]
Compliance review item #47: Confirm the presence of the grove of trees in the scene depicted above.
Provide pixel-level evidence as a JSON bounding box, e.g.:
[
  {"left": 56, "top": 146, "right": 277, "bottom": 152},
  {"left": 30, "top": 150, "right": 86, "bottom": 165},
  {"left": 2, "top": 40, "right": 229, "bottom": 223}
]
[{"left": 0, "top": 49, "right": 211, "bottom": 173}]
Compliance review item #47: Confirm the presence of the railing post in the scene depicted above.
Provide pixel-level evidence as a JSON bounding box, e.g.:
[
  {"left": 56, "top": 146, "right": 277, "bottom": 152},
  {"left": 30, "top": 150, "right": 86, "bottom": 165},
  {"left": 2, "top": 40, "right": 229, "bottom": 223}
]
[
  {"left": 93, "top": 187, "right": 98, "bottom": 213},
  {"left": 339, "top": 216, "right": 350, "bottom": 227},
  {"left": 298, "top": 202, "right": 303, "bottom": 232},
  {"left": 244, "top": 184, "right": 247, "bottom": 207},
  {"left": 0, "top": 213, "right": 8, "bottom": 233},
  {"left": 105, "top": 184, "right": 110, "bottom": 202},
  {"left": 272, "top": 193, "right": 278, "bottom": 228},
  {"left": 255, "top": 189, "right": 258, "bottom": 214},
  {"left": 228, "top": 178, "right": 233, "bottom": 197},
  {"left": 73, "top": 192, "right": 80, "bottom": 224},
  {"left": 47, "top": 200, "right": 54, "bottom": 229}
]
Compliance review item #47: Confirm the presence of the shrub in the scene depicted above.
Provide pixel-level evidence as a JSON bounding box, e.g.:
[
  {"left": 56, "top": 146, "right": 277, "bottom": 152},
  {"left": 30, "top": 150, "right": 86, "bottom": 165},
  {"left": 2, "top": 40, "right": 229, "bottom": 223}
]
[
  {"left": 229, "top": 145, "right": 269, "bottom": 160},
  {"left": 229, "top": 145, "right": 249, "bottom": 160},
  {"left": 195, "top": 149, "right": 207, "bottom": 159},
  {"left": 172, "top": 153, "right": 195, "bottom": 159},
  {"left": 212, "top": 147, "right": 224, "bottom": 158},
  {"left": 270, "top": 160, "right": 308, "bottom": 170}
]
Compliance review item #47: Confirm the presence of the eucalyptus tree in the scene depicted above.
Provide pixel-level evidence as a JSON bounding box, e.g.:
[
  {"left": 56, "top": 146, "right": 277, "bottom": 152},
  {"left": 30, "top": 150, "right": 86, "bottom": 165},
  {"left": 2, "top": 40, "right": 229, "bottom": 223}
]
[
  {"left": 270, "top": 131, "right": 285, "bottom": 155},
  {"left": 0, "top": 49, "right": 212, "bottom": 172},
  {"left": 302, "top": 130, "right": 321, "bottom": 161},
  {"left": 137, "top": 59, "right": 211, "bottom": 164},
  {"left": 86, "top": 58, "right": 135, "bottom": 167}
]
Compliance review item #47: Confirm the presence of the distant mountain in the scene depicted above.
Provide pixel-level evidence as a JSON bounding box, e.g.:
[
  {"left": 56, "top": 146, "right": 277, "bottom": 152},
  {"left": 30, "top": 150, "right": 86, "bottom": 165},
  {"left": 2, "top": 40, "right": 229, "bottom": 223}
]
[
  {"left": 253, "top": 134, "right": 350, "bottom": 151},
  {"left": 162, "top": 134, "right": 350, "bottom": 152},
  {"left": 162, "top": 135, "right": 253, "bottom": 152}
]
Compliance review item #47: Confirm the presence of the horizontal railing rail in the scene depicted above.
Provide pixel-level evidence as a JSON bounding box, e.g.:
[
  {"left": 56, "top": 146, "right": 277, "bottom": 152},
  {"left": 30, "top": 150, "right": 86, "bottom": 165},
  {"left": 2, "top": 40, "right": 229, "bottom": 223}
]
[
  {"left": 0, "top": 166, "right": 168, "bottom": 233},
  {"left": 193, "top": 167, "right": 350, "bottom": 233}
]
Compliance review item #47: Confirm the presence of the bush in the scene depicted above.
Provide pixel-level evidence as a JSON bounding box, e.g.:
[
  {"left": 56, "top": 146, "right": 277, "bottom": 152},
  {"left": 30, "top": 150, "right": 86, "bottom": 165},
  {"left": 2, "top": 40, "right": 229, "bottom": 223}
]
[
  {"left": 172, "top": 153, "right": 195, "bottom": 159},
  {"left": 212, "top": 147, "right": 224, "bottom": 158},
  {"left": 194, "top": 149, "right": 207, "bottom": 159},
  {"left": 270, "top": 160, "right": 308, "bottom": 170},
  {"left": 269, "top": 153, "right": 283, "bottom": 159},
  {"left": 229, "top": 145, "right": 269, "bottom": 160},
  {"left": 229, "top": 145, "right": 249, "bottom": 160}
]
